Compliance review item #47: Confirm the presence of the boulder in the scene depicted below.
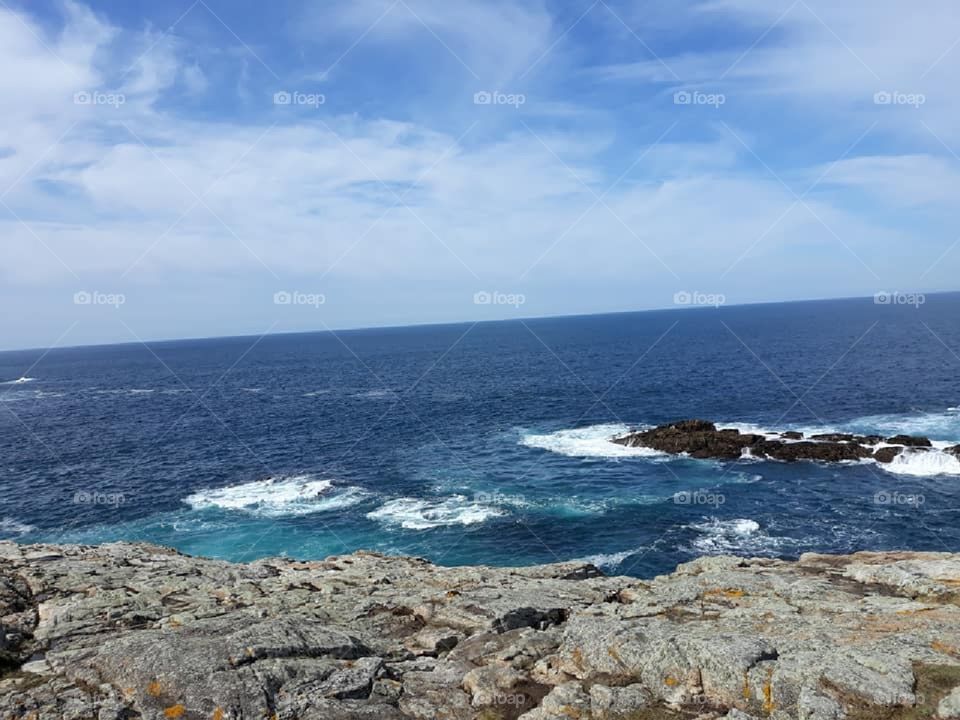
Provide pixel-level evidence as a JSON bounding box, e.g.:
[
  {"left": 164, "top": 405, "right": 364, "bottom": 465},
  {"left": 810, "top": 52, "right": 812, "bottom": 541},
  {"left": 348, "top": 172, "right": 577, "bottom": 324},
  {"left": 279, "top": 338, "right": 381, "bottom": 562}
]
[{"left": 874, "top": 446, "right": 904, "bottom": 464}]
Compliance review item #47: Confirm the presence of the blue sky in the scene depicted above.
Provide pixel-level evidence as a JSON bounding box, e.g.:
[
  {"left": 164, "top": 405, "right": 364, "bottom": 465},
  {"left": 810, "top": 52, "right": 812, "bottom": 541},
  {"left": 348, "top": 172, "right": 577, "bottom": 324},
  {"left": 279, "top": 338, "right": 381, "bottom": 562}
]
[{"left": 1, "top": 0, "right": 958, "bottom": 349}]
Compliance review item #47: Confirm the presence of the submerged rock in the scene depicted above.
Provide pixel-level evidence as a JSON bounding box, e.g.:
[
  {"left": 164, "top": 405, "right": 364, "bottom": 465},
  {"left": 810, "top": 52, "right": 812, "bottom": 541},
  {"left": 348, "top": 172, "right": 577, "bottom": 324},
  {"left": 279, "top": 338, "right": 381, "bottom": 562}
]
[
  {"left": 612, "top": 419, "right": 935, "bottom": 465},
  {"left": 3, "top": 542, "right": 960, "bottom": 719}
]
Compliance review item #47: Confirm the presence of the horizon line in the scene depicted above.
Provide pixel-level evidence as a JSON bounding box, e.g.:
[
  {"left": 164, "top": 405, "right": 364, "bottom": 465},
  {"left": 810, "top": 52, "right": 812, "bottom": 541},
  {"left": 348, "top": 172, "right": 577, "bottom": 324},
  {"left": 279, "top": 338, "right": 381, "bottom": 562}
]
[{"left": 2, "top": 289, "right": 957, "bottom": 356}]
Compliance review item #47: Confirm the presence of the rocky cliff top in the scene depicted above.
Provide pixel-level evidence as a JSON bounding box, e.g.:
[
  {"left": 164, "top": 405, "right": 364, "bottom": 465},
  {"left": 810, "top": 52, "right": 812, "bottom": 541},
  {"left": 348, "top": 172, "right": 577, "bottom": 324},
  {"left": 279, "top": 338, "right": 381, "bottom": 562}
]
[{"left": 2, "top": 542, "right": 960, "bottom": 720}]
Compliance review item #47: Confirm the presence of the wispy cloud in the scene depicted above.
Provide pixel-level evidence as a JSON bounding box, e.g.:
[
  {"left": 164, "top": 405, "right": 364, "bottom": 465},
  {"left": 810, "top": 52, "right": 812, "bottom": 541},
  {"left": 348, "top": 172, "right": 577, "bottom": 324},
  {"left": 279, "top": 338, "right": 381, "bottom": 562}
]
[{"left": 0, "top": 0, "right": 957, "bottom": 348}]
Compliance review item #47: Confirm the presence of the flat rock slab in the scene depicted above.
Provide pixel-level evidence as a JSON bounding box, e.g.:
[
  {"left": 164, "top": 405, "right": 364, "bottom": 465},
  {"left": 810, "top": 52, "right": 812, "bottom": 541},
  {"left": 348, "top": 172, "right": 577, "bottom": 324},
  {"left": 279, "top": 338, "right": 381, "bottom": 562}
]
[{"left": 1, "top": 542, "right": 960, "bottom": 719}]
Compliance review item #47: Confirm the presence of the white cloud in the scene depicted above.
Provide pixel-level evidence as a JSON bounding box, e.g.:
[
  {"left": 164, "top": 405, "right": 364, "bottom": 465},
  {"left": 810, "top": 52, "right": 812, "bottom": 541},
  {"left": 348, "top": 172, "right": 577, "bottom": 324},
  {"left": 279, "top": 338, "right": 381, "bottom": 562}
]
[
  {"left": 816, "top": 154, "right": 960, "bottom": 208},
  {"left": 0, "top": 0, "right": 957, "bottom": 348}
]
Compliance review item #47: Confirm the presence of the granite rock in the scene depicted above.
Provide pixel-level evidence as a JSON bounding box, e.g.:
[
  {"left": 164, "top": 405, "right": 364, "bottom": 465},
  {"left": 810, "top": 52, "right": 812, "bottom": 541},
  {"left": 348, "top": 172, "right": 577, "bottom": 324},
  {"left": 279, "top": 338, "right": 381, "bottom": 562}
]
[{"left": 2, "top": 542, "right": 960, "bottom": 719}]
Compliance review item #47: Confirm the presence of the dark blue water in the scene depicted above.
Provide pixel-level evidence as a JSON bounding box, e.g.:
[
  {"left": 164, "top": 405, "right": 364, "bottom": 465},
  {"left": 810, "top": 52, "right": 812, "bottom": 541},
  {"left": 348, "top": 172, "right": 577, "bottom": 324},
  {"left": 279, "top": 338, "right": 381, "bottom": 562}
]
[{"left": 2, "top": 295, "right": 959, "bottom": 577}]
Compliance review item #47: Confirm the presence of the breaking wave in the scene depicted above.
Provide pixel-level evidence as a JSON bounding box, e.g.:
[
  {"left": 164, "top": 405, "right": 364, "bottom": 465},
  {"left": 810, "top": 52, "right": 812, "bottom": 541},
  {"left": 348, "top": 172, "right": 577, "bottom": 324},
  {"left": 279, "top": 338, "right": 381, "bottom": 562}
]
[
  {"left": 184, "top": 475, "right": 367, "bottom": 517},
  {"left": 367, "top": 496, "right": 505, "bottom": 530},
  {"left": 687, "top": 518, "right": 789, "bottom": 555},
  {"left": 520, "top": 424, "right": 666, "bottom": 458},
  {"left": 0, "top": 518, "right": 35, "bottom": 537},
  {"left": 578, "top": 547, "right": 645, "bottom": 571},
  {"left": 879, "top": 448, "right": 960, "bottom": 476}
]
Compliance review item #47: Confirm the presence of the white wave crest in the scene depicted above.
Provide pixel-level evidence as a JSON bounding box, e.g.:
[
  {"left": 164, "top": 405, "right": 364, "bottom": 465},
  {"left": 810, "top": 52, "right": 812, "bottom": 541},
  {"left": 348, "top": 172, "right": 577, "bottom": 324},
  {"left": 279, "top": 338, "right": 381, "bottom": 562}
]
[
  {"left": 0, "top": 518, "right": 35, "bottom": 536},
  {"left": 184, "top": 475, "right": 366, "bottom": 517},
  {"left": 689, "top": 518, "right": 776, "bottom": 555},
  {"left": 367, "top": 496, "right": 505, "bottom": 530},
  {"left": 521, "top": 424, "right": 665, "bottom": 458},
  {"left": 1, "top": 377, "right": 35, "bottom": 385},
  {"left": 578, "top": 548, "right": 643, "bottom": 570},
  {"left": 876, "top": 448, "right": 960, "bottom": 476}
]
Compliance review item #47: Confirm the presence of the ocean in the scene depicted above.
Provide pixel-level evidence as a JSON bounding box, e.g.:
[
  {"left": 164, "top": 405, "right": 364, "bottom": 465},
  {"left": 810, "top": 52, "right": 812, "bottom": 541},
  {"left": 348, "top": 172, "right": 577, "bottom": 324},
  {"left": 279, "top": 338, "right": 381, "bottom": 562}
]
[{"left": 1, "top": 294, "right": 959, "bottom": 578}]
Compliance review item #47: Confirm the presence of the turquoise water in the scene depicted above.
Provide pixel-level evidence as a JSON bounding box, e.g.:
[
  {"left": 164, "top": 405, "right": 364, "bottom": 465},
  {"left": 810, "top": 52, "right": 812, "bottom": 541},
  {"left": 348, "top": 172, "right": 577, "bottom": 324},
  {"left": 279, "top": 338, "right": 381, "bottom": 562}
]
[{"left": 1, "top": 294, "right": 959, "bottom": 577}]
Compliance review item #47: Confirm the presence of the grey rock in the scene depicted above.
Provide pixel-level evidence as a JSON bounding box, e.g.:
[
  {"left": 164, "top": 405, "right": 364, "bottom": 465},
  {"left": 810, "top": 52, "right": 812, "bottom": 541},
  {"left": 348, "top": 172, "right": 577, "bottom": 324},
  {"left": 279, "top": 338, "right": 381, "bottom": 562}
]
[
  {"left": 797, "top": 687, "right": 844, "bottom": 720},
  {"left": 588, "top": 682, "right": 653, "bottom": 718},
  {"left": 3, "top": 542, "right": 960, "bottom": 719},
  {"left": 519, "top": 681, "right": 590, "bottom": 719},
  {"left": 940, "top": 686, "right": 960, "bottom": 719}
]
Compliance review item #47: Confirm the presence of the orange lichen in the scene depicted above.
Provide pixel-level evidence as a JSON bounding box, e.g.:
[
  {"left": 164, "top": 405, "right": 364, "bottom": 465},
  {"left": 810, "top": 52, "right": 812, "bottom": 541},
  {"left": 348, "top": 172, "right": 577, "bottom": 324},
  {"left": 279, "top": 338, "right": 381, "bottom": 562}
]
[
  {"left": 664, "top": 675, "right": 679, "bottom": 687},
  {"left": 162, "top": 705, "right": 186, "bottom": 719},
  {"left": 212, "top": 709, "right": 224, "bottom": 720},
  {"left": 762, "top": 668, "right": 776, "bottom": 714},
  {"left": 933, "top": 640, "right": 960, "bottom": 656},
  {"left": 896, "top": 608, "right": 935, "bottom": 616},
  {"left": 742, "top": 673, "right": 752, "bottom": 699},
  {"left": 147, "top": 681, "right": 163, "bottom": 697},
  {"left": 704, "top": 588, "right": 746, "bottom": 599}
]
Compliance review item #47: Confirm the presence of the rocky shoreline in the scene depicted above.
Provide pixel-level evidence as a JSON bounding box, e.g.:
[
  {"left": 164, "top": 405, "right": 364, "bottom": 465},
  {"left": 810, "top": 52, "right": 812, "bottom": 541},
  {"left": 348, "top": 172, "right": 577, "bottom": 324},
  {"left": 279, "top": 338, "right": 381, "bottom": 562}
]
[
  {"left": 611, "top": 419, "right": 960, "bottom": 465},
  {"left": 2, "top": 543, "right": 960, "bottom": 719}
]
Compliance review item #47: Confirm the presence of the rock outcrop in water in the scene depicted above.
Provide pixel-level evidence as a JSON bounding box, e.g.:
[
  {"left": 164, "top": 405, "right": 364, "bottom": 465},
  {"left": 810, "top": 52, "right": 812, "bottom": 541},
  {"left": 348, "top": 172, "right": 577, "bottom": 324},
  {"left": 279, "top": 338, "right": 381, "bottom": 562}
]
[
  {"left": 3, "top": 542, "right": 960, "bottom": 719},
  {"left": 611, "top": 419, "right": 935, "bottom": 464}
]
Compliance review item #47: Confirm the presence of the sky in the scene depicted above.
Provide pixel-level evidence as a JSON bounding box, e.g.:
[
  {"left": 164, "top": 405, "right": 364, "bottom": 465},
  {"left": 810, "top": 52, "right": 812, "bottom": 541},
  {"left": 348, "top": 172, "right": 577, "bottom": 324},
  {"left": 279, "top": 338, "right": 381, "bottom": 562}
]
[{"left": 1, "top": 0, "right": 958, "bottom": 350}]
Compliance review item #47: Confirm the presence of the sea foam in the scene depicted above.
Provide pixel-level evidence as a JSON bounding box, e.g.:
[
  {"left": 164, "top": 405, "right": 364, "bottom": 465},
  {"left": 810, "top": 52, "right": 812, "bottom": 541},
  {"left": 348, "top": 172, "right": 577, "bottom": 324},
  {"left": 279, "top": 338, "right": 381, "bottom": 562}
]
[
  {"left": 0, "top": 518, "right": 36, "bottom": 536},
  {"left": 367, "top": 496, "right": 505, "bottom": 530},
  {"left": 184, "top": 475, "right": 366, "bottom": 517},
  {"left": 521, "top": 424, "right": 665, "bottom": 458},
  {"left": 877, "top": 447, "right": 960, "bottom": 476},
  {"left": 688, "top": 518, "right": 773, "bottom": 554}
]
